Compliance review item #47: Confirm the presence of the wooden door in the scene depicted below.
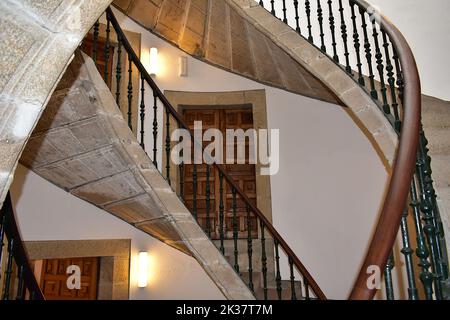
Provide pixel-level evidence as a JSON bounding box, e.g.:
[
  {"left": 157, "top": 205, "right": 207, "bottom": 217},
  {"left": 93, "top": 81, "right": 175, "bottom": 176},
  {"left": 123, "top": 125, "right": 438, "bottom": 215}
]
[
  {"left": 39, "top": 257, "right": 99, "bottom": 300},
  {"left": 80, "top": 33, "right": 115, "bottom": 88},
  {"left": 182, "top": 108, "right": 258, "bottom": 239}
]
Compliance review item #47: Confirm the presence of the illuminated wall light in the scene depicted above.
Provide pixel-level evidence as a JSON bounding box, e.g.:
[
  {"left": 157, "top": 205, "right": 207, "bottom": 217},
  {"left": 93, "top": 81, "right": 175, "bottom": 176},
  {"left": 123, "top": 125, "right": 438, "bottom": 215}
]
[
  {"left": 149, "top": 47, "right": 158, "bottom": 76},
  {"left": 137, "top": 251, "right": 149, "bottom": 288}
]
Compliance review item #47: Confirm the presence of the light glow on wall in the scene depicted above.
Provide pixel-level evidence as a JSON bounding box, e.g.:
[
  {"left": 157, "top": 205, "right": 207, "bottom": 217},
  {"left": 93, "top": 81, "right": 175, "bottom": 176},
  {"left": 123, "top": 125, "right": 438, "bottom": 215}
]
[
  {"left": 137, "top": 251, "right": 149, "bottom": 288},
  {"left": 149, "top": 47, "right": 158, "bottom": 76}
]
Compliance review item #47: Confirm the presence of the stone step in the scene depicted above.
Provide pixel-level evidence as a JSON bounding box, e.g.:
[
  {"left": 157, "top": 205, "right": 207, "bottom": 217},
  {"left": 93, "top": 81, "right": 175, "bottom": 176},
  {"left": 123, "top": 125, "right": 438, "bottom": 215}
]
[
  {"left": 431, "top": 155, "right": 450, "bottom": 188},
  {"left": 422, "top": 95, "right": 450, "bottom": 128},
  {"left": 424, "top": 127, "right": 450, "bottom": 155}
]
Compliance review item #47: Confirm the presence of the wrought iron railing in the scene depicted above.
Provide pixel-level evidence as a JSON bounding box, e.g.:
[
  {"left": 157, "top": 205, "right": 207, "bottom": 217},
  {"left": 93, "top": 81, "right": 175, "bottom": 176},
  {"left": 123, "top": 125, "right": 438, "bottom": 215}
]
[
  {"left": 93, "top": 7, "right": 327, "bottom": 300},
  {"left": 0, "top": 193, "right": 44, "bottom": 300},
  {"left": 257, "top": 0, "right": 448, "bottom": 299}
]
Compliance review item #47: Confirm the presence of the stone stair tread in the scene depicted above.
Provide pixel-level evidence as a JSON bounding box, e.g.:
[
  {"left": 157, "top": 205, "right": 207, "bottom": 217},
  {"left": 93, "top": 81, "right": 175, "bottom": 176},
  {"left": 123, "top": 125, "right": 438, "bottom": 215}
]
[
  {"left": 423, "top": 127, "right": 450, "bottom": 155},
  {"left": 422, "top": 95, "right": 450, "bottom": 128},
  {"left": 430, "top": 154, "right": 450, "bottom": 189}
]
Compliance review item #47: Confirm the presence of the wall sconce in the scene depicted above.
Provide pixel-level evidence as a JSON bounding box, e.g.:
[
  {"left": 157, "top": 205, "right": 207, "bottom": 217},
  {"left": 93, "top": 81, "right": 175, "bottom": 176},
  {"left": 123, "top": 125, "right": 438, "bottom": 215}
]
[
  {"left": 149, "top": 47, "right": 158, "bottom": 76},
  {"left": 137, "top": 251, "right": 149, "bottom": 288},
  {"left": 179, "top": 56, "right": 188, "bottom": 77}
]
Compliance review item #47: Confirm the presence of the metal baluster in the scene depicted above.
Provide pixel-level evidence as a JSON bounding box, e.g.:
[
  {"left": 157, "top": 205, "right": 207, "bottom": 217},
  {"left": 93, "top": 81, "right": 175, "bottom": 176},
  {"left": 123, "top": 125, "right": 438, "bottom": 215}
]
[
  {"left": 259, "top": 0, "right": 264, "bottom": 8},
  {"left": 304, "top": 276, "right": 310, "bottom": 300},
  {"left": 400, "top": 206, "right": 419, "bottom": 300},
  {"left": 2, "top": 238, "right": 14, "bottom": 300},
  {"left": 16, "top": 265, "right": 25, "bottom": 300},
  {"left": 289, "top": 258, "right": 297, "bottom": 300},
  {"left": 410, "top": 177, "right": 434, "bottom": 299},
  {"left": 293, "top": 0, "right": 301, "bottom": 33},
  {"left": 246, "top": 204, "right": 254, "bottom": 292},
  {"left": 417, "top": 128, "right": 445, "bottom": 299},
  {"left": 127, "top": 55, "right": 133, "bottom": 130},
  {"left": 392, "top": 46, "right": 405, "bottom": 106},
  {"left": 359, "top": 8, "right": 377, "bottom": 97},
  {"left": 193, "top": 164, "right": 198, "bottom": 220},
  {"left": 282, "top": 0, "right": 288, "bottom": 23},
  {"left": 274, "top": 240, "right": 282, "bottom": 300},
  {"left": 205, "top": 165, "right": 211, "bottom": 237},
  {"left": 371, "top": 16, "right": 390, "bottom": 111},
  {"left": 349, "top": 0, "right": 365, "bottom": 85},
  {"left": 140, "top": 74, "right": 145, "bottom": 150},
  {"left": 0, "top": 213, "right": 6, "bottom": 267},
  {"left": 382, "top": 31, "right": 401, "bottom": 132},
  {"left": 260, "top": 221, "right": 268, "bottom": 300},
  {"left": 219, "top": 172, "right": 225, "bottom": 254},
  {"left": 104, "top": 16, "right": 111, "bottom": 84},
  {"left": 232, "top": 187, "right": 239, "bottom": 273},
  {"left": 338, "top": 0, "right": 351, "bottom": 73},
  {"left": 92, "top": 20, "right": 100, "bottom": 63},
  {"left": 165, "top": 107, "right": 171, "bottom": 185},
  {"left": 270, "top": 0, "right": 275, "bottom": 15},
  {"left": 305, "top": 0, "right": 314, "bottom": 42},
  {"left": 384, "top": 253, "right": 395, "bottom": 300},
  {"left": 317, "top": 0, "right": 326, "bottom": 52},
  {"left": 115, "top": 36, "right": 122, "bottom": 107},
  {"left": 327, "top": 0, "right": 339, "bottom": 62},
  {"left": 152, "top": 91, "right": 158, "bottom": 168}
]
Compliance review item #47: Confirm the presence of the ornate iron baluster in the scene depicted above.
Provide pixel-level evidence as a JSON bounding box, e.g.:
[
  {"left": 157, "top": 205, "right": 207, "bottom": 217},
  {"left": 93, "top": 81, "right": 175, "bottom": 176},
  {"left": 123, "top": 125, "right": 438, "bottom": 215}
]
[
  {"left": 152, "top": 91, "right": 158, "bottom": 168},
  {"left": 179, "top": 144, "right": 184, "bottom": 201},
  {"left": 282, "top": 0, "right": 288, "bottom": 23},
  {"left": 205, "top": 165, "right": 211, "bottom": 237},
  {"left": 317, "top": 0, "right": 327, "bottom": 52},
  {"left": 115, "top": 36, "right": 122, "bottom": 107},
  {"left": 371, "top": 17, "right": 390, "bottom": 112},
  {"left": 165, "top": 107, "right": 171, "bottom": 185},
  {"left": 327, "top": 0, "right": 339, "bottom": 62},
  {"left": 219, "top": 172, "right": 225, "bottom": 254},
  {"left": 246, "top": 204, "right": 254, "bottom": 292},
  {"left": 232, "top": 187, "right": 239, "bottom": 273},
  {"left": 2, "top": 238, "right": 14, "bottom": 300},
  {"left": 193, "top": 164, "right": 198, "bottom": 220},
  {"left": 305, "top": 0, "right": 314, "bottom": 42},
  {"left": 338, "top": 0, "right": 351, "bottom": 73},
  {"left": 104, "top": 16, "right": 111, "bottom": 84},
  {"left": 410, "top": 177, "right": 434, "bottom": 299},
  {"left": 0, "top": 213, "right": 6, "bottom": 266},
  {"left": 359, "top": 8, "right": 377, "bottom": 97},
  {"left": 92, "top": 20, "right": 100, "bottom": 63},
  {"left": 304, "top": 276, "right": 310, "bottom": 300},
  {"left": 259, "top": 0, "right": 264, "bottom": 8},
  {"left": 400, "top": 206, "right": 419, "bottom": 300},
  {"left": 127, "top": 55, "right": 133, "bottom": 130},
  {"left": 16, "top": 265, "right": 26, "bottom": 300},
  {"left": 293, "top": 0, "right": 301, "bottom": 33},
  {"left": 140, "top": 74, "right": 145, "bottom": 150},
  {"left": 382, "top": 31, "right": 401, "bottom": 131},
  {"left": 260, "top": 220, "right": 268, "bottom": 300},
  {"left": 349, "top": 0, "right": 365, "bottom": 85},
  {"left": 289, "top": 257, "right": 297, "bottom": 300},
  {"left": 384, "top": 253, "right": 395, "bottom": 300},
  {"left": 275, "top": 240, "right": 282, "bottom": 300},
  {"left": 270, "top": 0, "right": 275, "bottom": 15},
  {"left": 392, "top": 46, "right": 405, "bottom": 106}
]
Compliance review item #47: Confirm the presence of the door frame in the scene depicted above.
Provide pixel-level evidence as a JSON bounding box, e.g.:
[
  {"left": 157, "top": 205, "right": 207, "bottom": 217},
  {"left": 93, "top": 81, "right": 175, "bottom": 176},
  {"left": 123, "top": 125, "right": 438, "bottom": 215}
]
[{"left": 163, "top": 89, "right": 273, "bottom": 223}]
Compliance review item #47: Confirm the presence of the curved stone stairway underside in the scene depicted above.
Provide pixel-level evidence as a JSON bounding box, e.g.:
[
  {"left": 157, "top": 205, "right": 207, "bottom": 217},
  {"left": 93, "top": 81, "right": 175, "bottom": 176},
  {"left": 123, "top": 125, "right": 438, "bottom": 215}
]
[
  {"left": 0, "top": 0, "right": 113, "bottom": 208},
  {"left": 20, "top": 50, "right": 254, "bottom": 300}
]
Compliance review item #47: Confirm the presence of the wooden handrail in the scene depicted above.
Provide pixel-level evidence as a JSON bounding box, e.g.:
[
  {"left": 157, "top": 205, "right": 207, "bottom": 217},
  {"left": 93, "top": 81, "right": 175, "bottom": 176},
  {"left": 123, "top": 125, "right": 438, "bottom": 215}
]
[
  {"left": 106, "top": 7, "right": 326, "bottom": 300},
  {"left": 348, "top": 0, "right": 421, "bottom": 299}
]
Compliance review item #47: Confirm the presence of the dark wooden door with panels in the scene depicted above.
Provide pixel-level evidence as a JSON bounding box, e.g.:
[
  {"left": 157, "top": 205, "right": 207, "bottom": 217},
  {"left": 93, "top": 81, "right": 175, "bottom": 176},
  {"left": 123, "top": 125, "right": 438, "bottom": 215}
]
[{"left": 182, "top": 106, "right": 258, "bottom": 239}]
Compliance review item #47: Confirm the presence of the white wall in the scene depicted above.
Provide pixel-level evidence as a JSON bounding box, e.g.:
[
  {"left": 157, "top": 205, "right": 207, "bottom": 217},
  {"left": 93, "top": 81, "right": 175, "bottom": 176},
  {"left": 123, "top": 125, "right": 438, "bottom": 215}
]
[{"left": 10, "top": 165, "right": 225, "bottom": 300}]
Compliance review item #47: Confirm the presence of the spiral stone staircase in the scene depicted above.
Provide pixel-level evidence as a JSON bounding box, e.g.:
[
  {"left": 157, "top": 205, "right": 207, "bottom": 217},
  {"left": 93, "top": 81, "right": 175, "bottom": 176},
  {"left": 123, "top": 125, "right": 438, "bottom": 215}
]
[{"left": 0, "top": 0, "right": 449, "bottom": 300}]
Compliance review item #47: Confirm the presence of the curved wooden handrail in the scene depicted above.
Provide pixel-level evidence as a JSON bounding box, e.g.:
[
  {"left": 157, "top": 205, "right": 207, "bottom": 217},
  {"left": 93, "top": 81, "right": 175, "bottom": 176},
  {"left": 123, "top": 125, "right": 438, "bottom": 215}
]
[
  {"left": 106, "top": 7, "right": 326, "bottom": 300},
  {"left": 1, "top": 193, "right": 45, "bottom": 300},
  {"left": 348, "top": 0, "right": 421, "bottom": 299}
]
